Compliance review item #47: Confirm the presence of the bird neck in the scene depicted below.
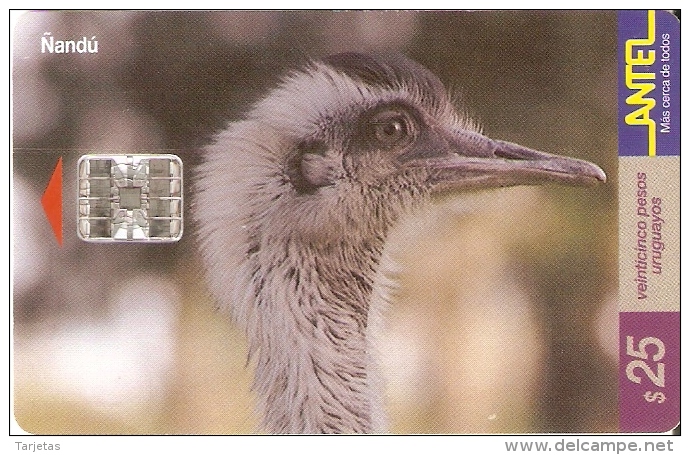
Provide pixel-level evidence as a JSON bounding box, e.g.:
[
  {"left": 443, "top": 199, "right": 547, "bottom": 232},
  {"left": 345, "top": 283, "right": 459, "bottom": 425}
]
[{"left": 249, "top": 236, "right": 387, "bottom": 433}]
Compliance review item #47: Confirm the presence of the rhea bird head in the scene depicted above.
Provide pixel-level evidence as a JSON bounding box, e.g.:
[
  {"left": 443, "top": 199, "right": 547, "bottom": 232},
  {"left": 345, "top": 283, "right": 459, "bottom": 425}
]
[
  {"left": 198, "top": 52, "right": 604, "bottom": 247},
  {"left": 194, "top": 52, "right": 605, "bottom": 433}
]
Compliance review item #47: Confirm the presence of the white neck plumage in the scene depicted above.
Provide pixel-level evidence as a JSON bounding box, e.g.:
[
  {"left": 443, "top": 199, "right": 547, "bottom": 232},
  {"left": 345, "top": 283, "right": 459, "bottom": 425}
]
[{"left": 248, "top": 238, "right": 388, "bottom": 433}]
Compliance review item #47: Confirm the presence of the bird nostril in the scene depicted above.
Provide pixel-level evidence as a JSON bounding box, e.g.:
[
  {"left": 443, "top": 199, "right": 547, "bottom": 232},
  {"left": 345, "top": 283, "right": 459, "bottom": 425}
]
[{"left": 493, "top": 148, "right": 530, "bottom": 161}]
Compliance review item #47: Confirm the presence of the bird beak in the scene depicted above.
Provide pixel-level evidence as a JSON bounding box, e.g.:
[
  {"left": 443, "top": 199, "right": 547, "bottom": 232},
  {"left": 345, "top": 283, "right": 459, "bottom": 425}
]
[{"left": 410, "top": 130, "right": 606, "bottom": 193}]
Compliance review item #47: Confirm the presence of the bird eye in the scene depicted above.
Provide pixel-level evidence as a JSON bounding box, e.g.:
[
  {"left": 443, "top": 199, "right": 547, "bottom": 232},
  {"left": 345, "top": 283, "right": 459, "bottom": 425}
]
[{"left": 370, "top": 111, "right": 413, "bottom": 148}]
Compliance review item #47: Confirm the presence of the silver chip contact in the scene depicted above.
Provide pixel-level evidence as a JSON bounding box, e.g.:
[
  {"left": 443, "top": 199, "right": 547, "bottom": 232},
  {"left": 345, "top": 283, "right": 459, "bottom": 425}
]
[{"left": 78, "top": 154, "right": 183, "bottom": 242}]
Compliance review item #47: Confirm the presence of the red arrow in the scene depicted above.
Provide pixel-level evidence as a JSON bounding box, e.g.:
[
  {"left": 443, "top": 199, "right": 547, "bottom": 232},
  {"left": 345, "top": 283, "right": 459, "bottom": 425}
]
[{"left": 41, "top": 157, "right": 63, "bottom": 246}]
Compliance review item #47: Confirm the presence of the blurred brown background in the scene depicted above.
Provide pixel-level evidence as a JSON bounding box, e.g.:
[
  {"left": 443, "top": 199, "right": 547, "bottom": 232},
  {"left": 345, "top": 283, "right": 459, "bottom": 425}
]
[{"left": 12, "top": 11, "right": 618, "bottom": 434}]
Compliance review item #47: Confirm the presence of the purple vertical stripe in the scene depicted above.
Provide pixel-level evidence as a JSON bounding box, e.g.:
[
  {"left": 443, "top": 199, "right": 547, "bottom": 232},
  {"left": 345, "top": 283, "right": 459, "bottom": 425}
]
[
  {"left": 619, "top": 312, "right": 680, "bottom": 432},
  {"left": 618, "top": 11, "right": 680, "bottom": 156}
]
